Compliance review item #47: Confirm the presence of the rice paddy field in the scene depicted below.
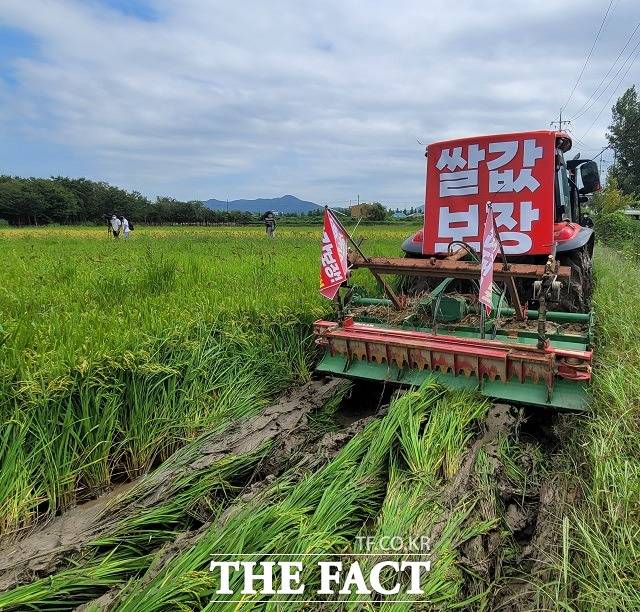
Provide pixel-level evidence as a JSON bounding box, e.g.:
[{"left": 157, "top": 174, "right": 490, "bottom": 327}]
[{"left": 0, "top": 224, "right": 638, "bottom": 611}]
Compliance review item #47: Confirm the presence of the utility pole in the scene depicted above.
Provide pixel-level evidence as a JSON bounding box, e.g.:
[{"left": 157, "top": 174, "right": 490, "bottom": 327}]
[
  {"left": 550, "top": 110, "right": 571, "bottom": 132},
  {"left": 226, "top": 197, "right": 229, "bottom": 212},
  {"left": 357, "top": 194, "right": 360, "bottom": 206}
]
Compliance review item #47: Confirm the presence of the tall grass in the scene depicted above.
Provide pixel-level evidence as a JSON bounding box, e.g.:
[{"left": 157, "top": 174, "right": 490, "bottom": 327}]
[
  {"left": 0, "top": 225, "right": 417, "bottom": 535},
  {"left": 534, "top": 247, "right": 640, "bottom": 610}
]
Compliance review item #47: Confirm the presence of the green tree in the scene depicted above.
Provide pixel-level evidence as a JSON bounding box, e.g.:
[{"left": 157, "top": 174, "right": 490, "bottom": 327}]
[
  {"left": 607, "top": 85, "right": 640, "bottom": 194},
  {"left": 0, "top": 180, "right": 36, "bottom": 225},
  {"left": 591, "top": 175, "right": 635, "bottom": 216},
  {"left": 33, "top": 180, "right": 81, "bottom": 223},
  {"left": 368, "top": 202, "right": 388, "bottom": 221},
  {"left": 0, "top": 175, "right": 260, "bottom": 227}
]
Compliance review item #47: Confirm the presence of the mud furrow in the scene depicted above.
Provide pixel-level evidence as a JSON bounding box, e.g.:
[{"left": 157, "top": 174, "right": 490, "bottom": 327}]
[
  {"left": 436, "top": 403, "right": 578, "bottom": 610},
  {"left": 0, "top": 378, "right": 345, "bottom": 593},
  {"left": 80, "top": 412, "right": 381, "bottom": 612}
]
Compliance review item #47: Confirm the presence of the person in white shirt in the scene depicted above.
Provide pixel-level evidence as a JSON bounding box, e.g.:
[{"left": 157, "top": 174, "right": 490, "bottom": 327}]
[
  {"left": 110, "top": 214, "right": 122, "bottom": 238},
  {"left": 121, "top": 216, "right": 130, "bottom": 239}
]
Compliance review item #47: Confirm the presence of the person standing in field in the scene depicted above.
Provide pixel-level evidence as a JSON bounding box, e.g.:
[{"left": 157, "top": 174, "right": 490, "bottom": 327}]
[
  {"left": 110, "top": 214, "right": 122, "bottom": 238},
  {"left": 262, "top": 210, "right": 276, "bottom": 238},
  {"left": 121, "top": 216, "right": 131, "bottom": 239}
]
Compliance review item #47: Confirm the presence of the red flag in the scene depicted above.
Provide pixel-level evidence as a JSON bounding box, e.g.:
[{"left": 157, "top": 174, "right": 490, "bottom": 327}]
[
  {"left": 479, "top": 204, "right": 499, "bottom": 314},
  {"left": 320, "top": 209, "right": 349, "bottom": 300}
]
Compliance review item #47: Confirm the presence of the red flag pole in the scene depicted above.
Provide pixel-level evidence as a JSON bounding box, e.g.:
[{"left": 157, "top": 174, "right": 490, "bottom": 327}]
[
  {"left": 320, "top": 207, "right": 348, "bottom": 301},
  {"left": 486, "top": 201, "right": 525, "bottom": 320},
  {"left": 326, "top": 207, "right": 402, "bottom": 309}
]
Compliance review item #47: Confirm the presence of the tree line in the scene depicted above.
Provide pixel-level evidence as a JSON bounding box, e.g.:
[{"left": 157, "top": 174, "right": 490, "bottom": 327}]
[
  {"left": 607, "top": 85, "right": 640, "bottom": 197},
  {"left": 0, "top": 176, "right": 258, "bottom": 226}
]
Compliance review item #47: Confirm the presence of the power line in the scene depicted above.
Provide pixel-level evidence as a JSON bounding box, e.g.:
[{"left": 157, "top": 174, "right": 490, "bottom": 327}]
[
  {"left": 578, "top": 39, "right": 640, "bottom": 140},
  {"left": 569, "top": 21, "right": 640, "bottom": 121},
  {"left": 565, "top": 129, "right": 593, "bottom": 150},
  {"left": 566, "top": 128, "right": 614, "bottom": 153},
  {"left": 571, "top": 26, "right": 640, "bottom": 124},
  {"left": 560, "top": 0, "right": 616, "bottom": 114},
  {"left": 550, "top": 110, "right": 570, "bottom": 131}
]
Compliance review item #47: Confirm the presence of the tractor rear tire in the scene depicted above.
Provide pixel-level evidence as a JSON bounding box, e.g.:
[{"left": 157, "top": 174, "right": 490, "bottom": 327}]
[{"left": 557, "top": 245, "right": 593, "bottom": 313}]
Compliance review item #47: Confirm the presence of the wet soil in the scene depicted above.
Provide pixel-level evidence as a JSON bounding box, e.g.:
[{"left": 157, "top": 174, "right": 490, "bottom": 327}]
[
  {"left": 430, "top": 402, "right": 579, "bottom": 611},
  {"left": 333, "top": 380, "right": 396, "bottom": 428},
  {"left": 0, "top": 377, "right": 386, "bottom": 596},
  {"left": 0, "top": 379, "right": 342, "bottom": 590}
]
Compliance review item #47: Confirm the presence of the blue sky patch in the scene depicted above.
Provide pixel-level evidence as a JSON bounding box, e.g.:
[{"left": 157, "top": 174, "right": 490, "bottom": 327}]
[
  {"left": 100, "top": 0, "right": 159, "bottom": 22},
  {"left": 0, "top": 26, "right": 36, "bottom": 87}
]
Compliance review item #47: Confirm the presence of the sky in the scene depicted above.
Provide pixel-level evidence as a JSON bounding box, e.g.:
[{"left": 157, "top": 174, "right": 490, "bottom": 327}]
[{"left": 0, "top": 0, "right": 638, "bottom": 206}]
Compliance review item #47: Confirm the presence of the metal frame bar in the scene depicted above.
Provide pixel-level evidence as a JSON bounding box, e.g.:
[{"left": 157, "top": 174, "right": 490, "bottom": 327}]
[
  {"left": 314, "top": 320, "right": 592, "bottom": 398},
  {"left": 326, "top": 207, "right": 402, "bottom": 309},
  {"left": 348, "top": 255, "right": 571, "bottom": 281}
]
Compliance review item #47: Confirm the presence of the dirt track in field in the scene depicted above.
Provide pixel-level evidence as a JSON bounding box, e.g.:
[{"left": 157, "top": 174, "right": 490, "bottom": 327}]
[
  {"left": 0, "top": 377, "right": 383, "bottom": 593},
  {"left": 442, "top": 403, "right": 578, "bottom": 610},
  {"left": 1, "top": 376, "right": 578, "bottom": 611}
]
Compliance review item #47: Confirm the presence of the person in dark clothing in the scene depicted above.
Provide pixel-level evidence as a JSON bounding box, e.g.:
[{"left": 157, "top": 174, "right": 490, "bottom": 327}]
[
  {"left": 262, "top": 211, "right": 276, "bottom": 238},
  {"left": 110, "top": 214, "right": 122, "bottom": 238}
]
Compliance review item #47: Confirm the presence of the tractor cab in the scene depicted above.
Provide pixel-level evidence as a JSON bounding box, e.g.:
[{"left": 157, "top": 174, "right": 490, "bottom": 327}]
[{"left": 552, "top": 135, "right": 600, "bottom": 252}]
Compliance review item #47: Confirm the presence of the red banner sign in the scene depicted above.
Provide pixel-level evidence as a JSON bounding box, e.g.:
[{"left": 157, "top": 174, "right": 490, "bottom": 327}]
[
  {"left": 320, "top": 209, "right": 349, "bottom": 300},
  {"left": 422, "top": 131, "right": 556, "bottom": 256},
  {"left": 479, "top": 205, "right": 499, "bottom": 314}
]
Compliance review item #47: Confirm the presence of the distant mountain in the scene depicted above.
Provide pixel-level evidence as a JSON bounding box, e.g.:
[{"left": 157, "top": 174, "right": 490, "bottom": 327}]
[{"left": 204, "top": 194, "right": 321, "bottom": 214}]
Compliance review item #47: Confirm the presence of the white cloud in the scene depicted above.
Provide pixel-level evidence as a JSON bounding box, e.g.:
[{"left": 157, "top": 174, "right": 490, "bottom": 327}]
[{"left": 0, "top": 0, "right": 637, "bottom": 202}]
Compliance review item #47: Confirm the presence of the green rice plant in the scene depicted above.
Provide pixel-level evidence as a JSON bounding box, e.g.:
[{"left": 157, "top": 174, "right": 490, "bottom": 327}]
[
  {"left": 74, "top": 384, "right": 122, "bottom": 494},
  {"left": 1, "top": 223, "right": 414, "bottom": 535},
  {"left": 0, "top": 408, "right": 37, "bottom": 533},
  {"left": 0, "top": 441, "right": 273, "bottom": 610},
  {"left": 119, "top": 366, "right": 183, "bottom": 478},
  {"left": 139, "top": 247, "right": 178, "bottom": 294},
  {"left": 371, "top": 500, "right": 496, "bottom": 612},
  {"left": 93, "top": 270, "right": 133, "bottom": 308},
  {"left": 0, "top": 549, "right": 153, "bottom": 611},
  {"left": 4, "top": 224, "right": 640, "bottom": 610},
  {"left": 112, "top": 384, "right": 442, "bottom": 611},
  {"left": 28, "top": 395, "right": 80, "bottom": 513},
  {"left": 532, "top": 248, "right": 640, "bottom": 611},
  {"left": 399, "top": 390, "right": 487, "bottom": 479},
  {"left": 337, "top": 390, "right": 490, "bottom": 610},
  {"left": 110, "top": 384, "right": 490, "bottom": 611},
  {"left": 0, "top": 314, "right": 315, "bottom": 534}
]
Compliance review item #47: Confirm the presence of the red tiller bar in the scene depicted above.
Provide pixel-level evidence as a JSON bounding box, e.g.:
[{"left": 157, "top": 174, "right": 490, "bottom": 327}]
[
  {"left": 348, "top": 254, "right": 572, "bottom": 281},
  {"left": 313, "top": 319, "right": 592, "bottom": 391}
]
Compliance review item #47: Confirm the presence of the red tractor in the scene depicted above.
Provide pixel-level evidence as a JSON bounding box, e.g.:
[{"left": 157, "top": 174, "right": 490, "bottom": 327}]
[
  {"left": 314, "top": 130, "right": 600, "bottom": 410},
  {"left": 400, "top": 130, "right": 600, "bottom": 312}
]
